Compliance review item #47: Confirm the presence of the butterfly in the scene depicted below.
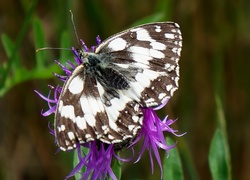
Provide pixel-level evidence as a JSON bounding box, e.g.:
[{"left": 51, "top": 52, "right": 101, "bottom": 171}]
[{"left": 54, "top": 22, "right": 182, "bottom": 151}]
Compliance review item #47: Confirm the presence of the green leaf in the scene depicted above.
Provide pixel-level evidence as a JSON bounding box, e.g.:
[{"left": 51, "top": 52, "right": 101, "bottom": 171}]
[
  {"left": 73, "top": 149, "right": 81, "bottom": 180},
  {"left": 1, "top": 34, "right": 20, "bottom": 69},
  {"left": 1, "top": 34, "right": 14, "bottom": 57},
  {"left": 59, "top": 31, "right": 72, "bottom": 63},
  {"left": 131, "top": 12, "right": 165, "bottom": 27},
  {"left": 209, "top": 129, "right": 231, "bottom": 180},
  {"left": 0, "top": 0, "right": 38, "bottom": 95},
  {"left": 155, "top": 0, "right": 173, "bottom": 20},
  {"left": 163, "top": 137, "right": 184, "bottom": 180},
  {"left": 33, "top": 17, "right": 46, "bottom": 69},
  {"left": 73, "top": 146, "right": 89, "bottom": 180}
]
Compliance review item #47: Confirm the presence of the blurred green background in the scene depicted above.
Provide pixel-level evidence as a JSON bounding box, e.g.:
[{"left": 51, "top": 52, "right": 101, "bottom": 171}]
[{"left": 0, "top": 0, "right": 249, "bottom": 180}]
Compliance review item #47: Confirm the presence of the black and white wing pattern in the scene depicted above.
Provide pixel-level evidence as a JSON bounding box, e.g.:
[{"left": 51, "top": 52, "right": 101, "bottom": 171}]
[{"left": 55, "top": 22, "right": 182, "bottom": 151}]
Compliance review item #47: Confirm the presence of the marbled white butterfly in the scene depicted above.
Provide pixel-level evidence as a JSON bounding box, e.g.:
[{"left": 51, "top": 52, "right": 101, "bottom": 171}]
[{"left": 55, "top": 22, "right": 182, "bottom": 151}]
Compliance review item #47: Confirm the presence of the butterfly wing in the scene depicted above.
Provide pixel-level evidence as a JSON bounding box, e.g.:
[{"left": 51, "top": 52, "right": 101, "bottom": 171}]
[
  {"left": 55, "top": 65, "right": 143, "bottom": 151},
  {"left": 96, "top": 22, "right": 182, "bottom": 107}
]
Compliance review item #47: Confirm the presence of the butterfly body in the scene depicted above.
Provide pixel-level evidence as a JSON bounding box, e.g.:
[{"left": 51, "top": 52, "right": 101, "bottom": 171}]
[
  {"left": 54, "top": 22, "right": 182, "bottom": 151},
  {"left": 84, "top": 53, "right": 131, "bottom": 90}
]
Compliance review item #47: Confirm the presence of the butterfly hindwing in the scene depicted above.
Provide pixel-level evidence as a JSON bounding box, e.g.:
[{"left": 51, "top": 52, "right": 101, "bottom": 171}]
[{"left": 55, "top": 65, "right": 143, "bottom": 151}]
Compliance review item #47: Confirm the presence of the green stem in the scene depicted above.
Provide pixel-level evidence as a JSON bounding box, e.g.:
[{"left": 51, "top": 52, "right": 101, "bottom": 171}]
[
  {"left": 0, "top": 0, "right": 38, "bottom": 89},
  {"left": 110, "top": 153, "right": 122, "bottom": 180}
]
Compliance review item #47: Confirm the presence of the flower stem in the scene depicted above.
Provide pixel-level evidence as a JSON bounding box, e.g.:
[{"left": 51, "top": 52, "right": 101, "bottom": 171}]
[{"left": 110, "top": 153, "right": 122, "bottom": 180}]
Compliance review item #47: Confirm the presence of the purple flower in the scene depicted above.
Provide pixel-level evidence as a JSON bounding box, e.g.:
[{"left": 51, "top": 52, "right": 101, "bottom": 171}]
[
  {"left": 35, "top": 36, "right": 183, "bottom": 180},
  {"left": 131, "top": 99, "right": 185, "bottom": 178},
  {"left": 66, "top": 142, "right": 116, "bottom": 180}
]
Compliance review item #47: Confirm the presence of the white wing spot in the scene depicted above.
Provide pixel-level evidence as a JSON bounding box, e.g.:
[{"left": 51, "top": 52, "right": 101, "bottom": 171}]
[
  {"left": 128, "top": 46, "right": 151, "bottom": 64},
  {"left": 76, "top": 116, "right": 86, "bottom": 130},
  {"left": 149, "top": 49, "right": 165, "bottom": 59},
  {"left": 176, "top": 66, "right": 180, "bottom": 76},
  {"left": 145, "top": 98, "right": 156, "bottom": 104},
  {"left": 150, "top": 42, "right": 166, "bottom": 50},
  {"left": 165, "top": 63, "right": 170, "bottom": 69},
  {"left": 68, "top": 76, "right": 83, "bottom": 95},
  {"left": 165, "top": 64, "right": 176, "bottom": 72},
  {"left": 132, "top": 115, "right": 139, "bottom": 123},
  {"left": 130, "top": 27, "right": 142, "bottom": 32},
  {"left": 84, "top": 114, "right": 96, "bottom": 127},
  {"left": 177, "top": 48, "right": 181, "bottom": 56},
  {"left": 130, "top": 53, "right": 152, "bottom": 66},
  {"left": 102, "top": 125, "right": 109, "bottom": 134},
  {"left": 172, "top": 47, "right": 178, "bottom": 54},
  {"left": 124, "top": 68, "right": 161, "bottom": 102},
  {"left": 155, "top": 25, "right": 162, "bottom": 32},
  {"left": 172, "top": 47, "right": 181, "bottom": 56},
  {"left": 166, "top": 84, "right": 173, "bottom": 91},
  {"left": 123, "top": 135, "right": 133, "bottom": 140},
  {"left": 61, "top": 125, "right": 66, "bottom": 131},
  {"left": 175, "top": 77, "right": 179, "bottom": 87},
  {"left": 85, "top": 134, "right": 91, "bottom": 139},
  {"left": 165, "top": 33, "right": 175, "bottom": 39},
  {"left": 60, "top": 104, "right": 75, "bottom": 120},
  {"left": 129, "top": 46, "right": 165, "bottom": 62},
  {"left": 60, "top": 147, "right": 66, "bottom": 151},
  {"left": 179, "top": 41, "right": 182, "bottom": 47},
  {"left": 105, "top": 94, "right": 130, "bottom": 129},
  {"left": 100, "top": 138, "right": 111, "bottom": 144},
  {"left": 171, "top": 29, "right": 177, "bottom": 33},
  {"left": 80, "top": 96, "right": 104, "bottom": 127},
  {"left": 128, "top": 125, "right": 135, "bottom": 131},
  {"left": 68, "top": 132, "right": 75, "bottom": 140},
  {"left": 170, "top": 87, "right": 178, "bottom": 96},
  {"left": 136, "top": 29, "right": 154, "bottom": 42},
  {"left": 58, "top": 125, "right": 65, "bottom": 132},
  {"left": 174, "top": 23, "right": 180, "bottom": 28},
  {"left": 112, "top": 139, "right": 123, "bottom": 143},
  {"left": 158, "top": 93, "right": 166, "bottom": 100},
  {"left": 108, "top": 134, "right": 114, "bottom": 140},
  {"left": 108, "top": 38, "right": 127, "bottom": 51}
]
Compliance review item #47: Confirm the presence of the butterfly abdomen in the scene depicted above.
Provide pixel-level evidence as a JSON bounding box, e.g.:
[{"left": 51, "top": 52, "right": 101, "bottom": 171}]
[{"left": 99, "top": 67, "right": 130, "bottom": 90}]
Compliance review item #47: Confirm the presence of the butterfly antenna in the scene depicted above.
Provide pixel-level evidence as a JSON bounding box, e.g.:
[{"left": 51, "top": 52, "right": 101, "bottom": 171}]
[
  {"left": 36, "top": 47, "right": 71, "bottom": 52},
  {"left": 69, "top": 10, "right": 81, "bottom": 48}
]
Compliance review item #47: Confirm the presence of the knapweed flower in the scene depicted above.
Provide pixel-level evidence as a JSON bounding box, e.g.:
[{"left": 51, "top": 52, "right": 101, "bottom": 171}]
[
  {"left": 131, "top": 100, "right": 184, "bottom": 178},
  {"left": 35, "top": 35, "right": 183, "bottom": 180}
]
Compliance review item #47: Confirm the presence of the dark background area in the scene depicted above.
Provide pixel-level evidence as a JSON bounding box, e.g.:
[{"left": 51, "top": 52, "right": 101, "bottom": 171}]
[{"left": 0, "top": 0, "right": 249, "bottom": 179}]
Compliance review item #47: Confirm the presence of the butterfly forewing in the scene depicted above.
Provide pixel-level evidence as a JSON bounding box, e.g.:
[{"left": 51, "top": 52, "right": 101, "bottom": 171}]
[
  {"left": 55, "top": 22, "right": 182, "bottom": 151},
  {"left": 96, "top": 22, "right": 182, "bottom": 106}
]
